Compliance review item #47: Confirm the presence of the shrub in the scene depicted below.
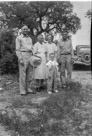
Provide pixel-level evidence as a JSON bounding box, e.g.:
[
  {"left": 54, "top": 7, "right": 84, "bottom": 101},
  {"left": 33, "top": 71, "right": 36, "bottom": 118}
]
[{"left": 0, "top": 30, "right": 18, "bottom": 74}]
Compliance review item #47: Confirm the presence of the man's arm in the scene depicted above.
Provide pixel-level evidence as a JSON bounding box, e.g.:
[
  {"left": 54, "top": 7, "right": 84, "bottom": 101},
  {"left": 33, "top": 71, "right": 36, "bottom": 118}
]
[
  {"left": 70, "top": 39, "right": 75, "bottom": 64},
  {"left": 30, "top": 38, "right": 33, "bottom": 52},
  {"left": 16, "top": 36, "right": 23, "bottom": 61},
  {"left": 45, "top": 44, "right": 49, "bottom": 62},
  {"left": 70, "top": 39, "right": 74, "bottom": 58},
  {"left": 57, "top": 41, "right": 61, "bottom": 61},
  {"left": 33, "top": 43, "right": 38, "bottom": 55},
  {"left": 54, "top": 43, "right": 58, "bottom": 60}
]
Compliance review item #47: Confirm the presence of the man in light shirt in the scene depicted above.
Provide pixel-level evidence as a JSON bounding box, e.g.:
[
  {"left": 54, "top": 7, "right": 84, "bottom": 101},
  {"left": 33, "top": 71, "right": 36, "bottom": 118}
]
[
  {"left": 57, "top": 32, "right": 74, "bottom": 89},
  {"left": 16, "top": 25, "right": 35, "bottom": 95}
]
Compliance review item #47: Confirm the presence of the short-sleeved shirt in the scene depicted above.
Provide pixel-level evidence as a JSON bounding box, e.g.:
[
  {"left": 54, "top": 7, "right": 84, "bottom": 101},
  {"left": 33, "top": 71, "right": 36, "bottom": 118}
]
[
  {"left": 16, "top": 34, "right": 33, "bottom": 52},
  {"left": 33, "top": 42, "right": 47, "bottom": 55},
  {"left": 45, "top": 42, "right": 57, "bottom": 58},
  {"left": 16, "top": 34, "right": 33, "bottom": 60},
  {"left": 58, "top": 39, "right": 73, "bottom": 55},
  {"left": 46, "top": 60, "right": 58, "bottom": 69}
]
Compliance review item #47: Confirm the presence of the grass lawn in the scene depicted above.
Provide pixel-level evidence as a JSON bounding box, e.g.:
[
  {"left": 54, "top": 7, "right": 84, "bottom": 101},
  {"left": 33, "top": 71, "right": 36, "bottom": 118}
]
[{"left": 0, "top": 74, "right": 92, "bottom": 136}]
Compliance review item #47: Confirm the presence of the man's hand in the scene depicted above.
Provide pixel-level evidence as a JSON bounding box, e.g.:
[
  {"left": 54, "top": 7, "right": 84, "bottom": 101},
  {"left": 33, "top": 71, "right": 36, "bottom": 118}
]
[
  {"left": 71, "top": 56, "right": 78, "bottom": 64},
  {"left": 19, "top": 59, "right": 24, "bottom": 65},
  {"left": 71, "top": 57, "right": 75, "bottom": 64}
]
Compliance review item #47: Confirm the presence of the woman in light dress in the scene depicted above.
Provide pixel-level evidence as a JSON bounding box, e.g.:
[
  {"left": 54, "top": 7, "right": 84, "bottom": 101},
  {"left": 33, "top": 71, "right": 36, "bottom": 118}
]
[
  {"left": 33, "top": 34, "right": 47, "bottom": 91},
  {"left": 45, "top": 34, "right": 57, "bottom": 61}
]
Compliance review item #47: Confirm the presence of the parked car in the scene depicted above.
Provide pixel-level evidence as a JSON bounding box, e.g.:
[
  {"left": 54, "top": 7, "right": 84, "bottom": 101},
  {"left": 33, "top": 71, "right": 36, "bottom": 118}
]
[{"left": 73, "top": 45, "right": 91, "bottom": 66}]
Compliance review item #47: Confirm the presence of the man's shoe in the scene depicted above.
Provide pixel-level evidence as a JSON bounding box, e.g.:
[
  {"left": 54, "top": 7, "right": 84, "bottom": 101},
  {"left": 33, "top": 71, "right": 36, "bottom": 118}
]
[
  {"left": 62, "top": 85, "right": 66, "bottom": 88},
  {"left": 36, "top": 88, "right": 41, "bottom": 92},
  {"left": 40, "top": 86, "right": 45, "bottom": 90},
  {"left": 20, "top": 93, "right": 27, "bottom": 96},
  {"left": 30, "top": 91, "right": 36, "bottom": 94},
  {"left": 28, "top": 88, "right": 33, "bottom": 93},
  {"left": 27, "top": 88, "right": 36, "bottom": 94}
]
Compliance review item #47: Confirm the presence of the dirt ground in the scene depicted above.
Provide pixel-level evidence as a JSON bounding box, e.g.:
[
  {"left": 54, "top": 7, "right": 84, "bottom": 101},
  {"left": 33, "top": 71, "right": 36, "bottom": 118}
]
[{"left": 0, "top": 70, "right": 92, "bottom": 136}]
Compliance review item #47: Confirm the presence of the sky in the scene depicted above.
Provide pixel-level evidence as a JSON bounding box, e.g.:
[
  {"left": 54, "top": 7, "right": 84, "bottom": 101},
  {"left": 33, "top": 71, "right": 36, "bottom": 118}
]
[{"left": 71, "top": 1, "right": 91, "bottom": 49}]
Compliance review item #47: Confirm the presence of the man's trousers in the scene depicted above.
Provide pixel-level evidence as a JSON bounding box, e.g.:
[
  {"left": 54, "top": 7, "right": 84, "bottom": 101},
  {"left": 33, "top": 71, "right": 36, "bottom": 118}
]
[
  {"left": 59, "top": 54, "right": 72, "bottom": 86},
  {"left": 19, "top": 52, "right": 33, "bottom": 94}
]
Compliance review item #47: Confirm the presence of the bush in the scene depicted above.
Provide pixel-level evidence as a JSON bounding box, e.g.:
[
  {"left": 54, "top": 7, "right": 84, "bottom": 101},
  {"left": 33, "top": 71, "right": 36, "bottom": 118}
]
[{"left": 0, "top": 30, "right": 18, "bottom": 74}]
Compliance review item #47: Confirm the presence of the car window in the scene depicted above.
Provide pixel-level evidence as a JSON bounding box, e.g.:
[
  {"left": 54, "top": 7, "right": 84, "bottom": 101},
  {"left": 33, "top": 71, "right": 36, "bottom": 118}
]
[{"left": 79, "top": 48, "right": 90, "bottom": 51}]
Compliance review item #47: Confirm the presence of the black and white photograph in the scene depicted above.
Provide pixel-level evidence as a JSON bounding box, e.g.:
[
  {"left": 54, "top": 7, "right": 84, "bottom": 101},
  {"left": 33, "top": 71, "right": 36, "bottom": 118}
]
[{"left": 0, "top": 0, "right": 91, "bottom": 135}]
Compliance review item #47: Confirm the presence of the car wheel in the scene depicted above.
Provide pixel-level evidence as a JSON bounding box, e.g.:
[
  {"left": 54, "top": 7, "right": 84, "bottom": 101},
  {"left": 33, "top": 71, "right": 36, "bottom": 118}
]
[{"left": 81, "top": 52, "right": 90, "bottom": 64}]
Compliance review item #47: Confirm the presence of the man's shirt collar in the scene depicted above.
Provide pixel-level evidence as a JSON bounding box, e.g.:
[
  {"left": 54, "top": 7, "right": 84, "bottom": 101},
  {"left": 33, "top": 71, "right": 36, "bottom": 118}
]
[{"left": 21, "top": 34, "right": 29, "bottom": 37}]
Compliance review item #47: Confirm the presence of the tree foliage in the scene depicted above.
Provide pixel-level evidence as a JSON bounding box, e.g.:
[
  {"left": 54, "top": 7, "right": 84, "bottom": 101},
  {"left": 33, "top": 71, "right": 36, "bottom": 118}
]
[
  {"left": 0, "top": 29, "right": 18, "bottom": 74},
  {"left": 0, "top": 2, "right": 81, "bottom": 74},
  {"left": 85, "top": 9, "right": 92, "bottom": 19},
  {"left": 0, "top": 1, "right": 81, "bottom": 35}
]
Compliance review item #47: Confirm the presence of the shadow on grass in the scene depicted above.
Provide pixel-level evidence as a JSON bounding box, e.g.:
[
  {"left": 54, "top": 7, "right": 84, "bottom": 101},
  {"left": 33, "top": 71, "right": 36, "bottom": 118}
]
[
  {"left": 73, "top": 64, "right": 91, "bottom": 71},
  {"left": 0, "top": 81, "right": 90, "bottom": 136}
]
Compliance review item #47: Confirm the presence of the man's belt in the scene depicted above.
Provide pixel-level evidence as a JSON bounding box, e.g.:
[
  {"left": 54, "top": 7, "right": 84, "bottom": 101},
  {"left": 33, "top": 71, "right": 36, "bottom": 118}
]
[
  {"left": 21, "top": 50, "right": 33, "bottom": 52},
  {"left": 61, "top": 53, "right": 71, "bottom": 55}
]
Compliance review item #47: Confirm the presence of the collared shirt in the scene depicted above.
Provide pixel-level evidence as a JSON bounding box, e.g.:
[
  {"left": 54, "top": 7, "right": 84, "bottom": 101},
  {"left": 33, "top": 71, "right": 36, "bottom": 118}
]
[
  {"left": 16, "top": 34, "right": 33, "bottom": 60},
  {"left": 45, "top": 42, "right": 57, "bottom": 59},
  {"left": 57, "top": 39, "right": 74, "bottom": 56},
  {"left": 33, "top": 41, "right": 47, "bottom": 55},
  {"left": 46, "top": 60, "right": 58, "bottom": 70}
]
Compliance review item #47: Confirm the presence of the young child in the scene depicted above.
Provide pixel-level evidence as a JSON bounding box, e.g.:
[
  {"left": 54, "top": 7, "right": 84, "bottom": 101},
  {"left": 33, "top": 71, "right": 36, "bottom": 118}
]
[{"left": 46, "top": 53, "right": 59, "bottom": 94}]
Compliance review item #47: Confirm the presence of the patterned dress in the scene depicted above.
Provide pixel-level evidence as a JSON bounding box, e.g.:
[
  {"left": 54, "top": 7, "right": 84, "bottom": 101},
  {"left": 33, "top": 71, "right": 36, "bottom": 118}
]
[{"left": 33, "top": 42, "right": 47, "bottom": 79}]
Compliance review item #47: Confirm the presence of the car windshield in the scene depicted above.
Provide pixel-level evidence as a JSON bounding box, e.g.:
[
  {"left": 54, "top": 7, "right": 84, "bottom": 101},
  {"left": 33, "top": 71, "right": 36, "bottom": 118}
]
[{"left": 79, "top": 48, "right": 90, "bottom": 51}]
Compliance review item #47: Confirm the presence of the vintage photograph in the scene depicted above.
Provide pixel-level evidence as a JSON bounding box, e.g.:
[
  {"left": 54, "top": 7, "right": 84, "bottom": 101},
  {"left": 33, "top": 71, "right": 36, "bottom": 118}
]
[{"left": 0, "top": 1, "right": 91, "bottom": 135}]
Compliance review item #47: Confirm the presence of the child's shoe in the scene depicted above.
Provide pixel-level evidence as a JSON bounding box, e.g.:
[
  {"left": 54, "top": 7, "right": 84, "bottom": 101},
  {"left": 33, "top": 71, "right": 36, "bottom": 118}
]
[
  {"left": 47, "top": 91, "right": 52, "bottom": 94},
  {"left": 54, "top": 89, "right": 58, "bottom": 93}
]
